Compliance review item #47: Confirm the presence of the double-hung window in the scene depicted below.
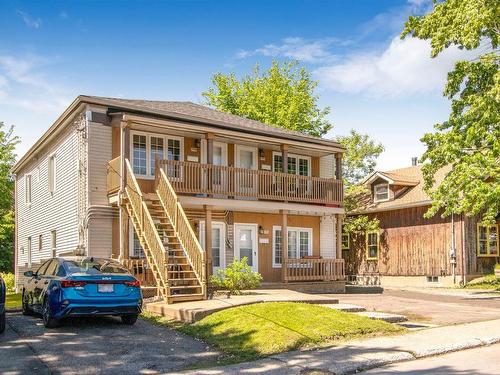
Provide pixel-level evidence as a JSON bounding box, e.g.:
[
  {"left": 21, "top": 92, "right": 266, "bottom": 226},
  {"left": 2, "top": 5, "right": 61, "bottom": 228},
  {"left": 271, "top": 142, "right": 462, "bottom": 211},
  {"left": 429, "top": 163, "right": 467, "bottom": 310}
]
[
  {"left": 342, "top": 231, "right": 350, "bottom": 251},
  {"left": 273, "top": 226, "right": 312, "bottom": 267},
  {"left": 374, "top": 184, "right": 389, "bottom": 202},
  {"left": 131, "top": 132, "right": 183, "bottom": 178},
  {"left": 366, "top": 230, "right": 380, "bottom": 260},
  {"left": 477, "top": 224, "right": 499, "bottom": 257}
]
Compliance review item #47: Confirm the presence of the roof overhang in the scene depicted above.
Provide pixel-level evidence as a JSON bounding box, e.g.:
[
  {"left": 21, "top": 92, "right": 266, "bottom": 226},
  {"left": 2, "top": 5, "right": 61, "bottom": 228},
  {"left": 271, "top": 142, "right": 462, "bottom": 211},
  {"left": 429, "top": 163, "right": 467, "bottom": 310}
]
[{"left": 349, "top": 200, "right": 432, "bottom": 215}]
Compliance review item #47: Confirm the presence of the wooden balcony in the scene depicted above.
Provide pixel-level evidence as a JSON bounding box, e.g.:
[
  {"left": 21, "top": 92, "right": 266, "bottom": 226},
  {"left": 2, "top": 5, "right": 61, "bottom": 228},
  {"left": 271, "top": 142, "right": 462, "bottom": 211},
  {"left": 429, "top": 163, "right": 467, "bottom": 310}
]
[
  {"left": 284, "top": 258, "right": 345, "bottom": 282},
  {"left": 157, "top": 160, "right": 343, "bottom": 206}
]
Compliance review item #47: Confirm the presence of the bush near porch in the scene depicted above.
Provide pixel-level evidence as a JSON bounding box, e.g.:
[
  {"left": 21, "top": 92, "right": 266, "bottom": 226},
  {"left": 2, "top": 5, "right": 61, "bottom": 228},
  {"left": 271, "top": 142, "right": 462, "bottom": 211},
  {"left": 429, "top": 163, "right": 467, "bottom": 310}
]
[{"left": 178, "top": 302, "right": 403, "bottom": 363}]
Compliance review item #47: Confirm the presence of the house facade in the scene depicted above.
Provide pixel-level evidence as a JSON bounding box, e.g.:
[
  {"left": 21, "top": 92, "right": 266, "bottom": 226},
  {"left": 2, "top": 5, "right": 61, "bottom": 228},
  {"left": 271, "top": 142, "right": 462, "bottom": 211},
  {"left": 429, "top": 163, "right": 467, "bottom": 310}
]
[
  {"left": 13, "top": 96, "right": 346, "bottom": 302},
  {"left": 345, "top": 163, "right": 499, "bottom": 287}
]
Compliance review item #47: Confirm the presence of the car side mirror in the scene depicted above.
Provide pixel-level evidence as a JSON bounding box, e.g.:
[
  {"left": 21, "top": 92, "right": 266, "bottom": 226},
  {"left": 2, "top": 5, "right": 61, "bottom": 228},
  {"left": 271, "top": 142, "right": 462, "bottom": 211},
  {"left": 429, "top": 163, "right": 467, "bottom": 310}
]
[{"left": 23, "top": 270, "right": 34, "bottom": 278}]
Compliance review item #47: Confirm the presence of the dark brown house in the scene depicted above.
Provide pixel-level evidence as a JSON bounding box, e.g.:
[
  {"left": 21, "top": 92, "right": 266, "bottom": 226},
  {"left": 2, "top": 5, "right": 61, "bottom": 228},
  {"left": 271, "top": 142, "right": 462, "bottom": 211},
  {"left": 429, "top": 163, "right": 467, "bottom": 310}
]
[{"left": 344, "top": 163, "right": 499, "bottom": 287}]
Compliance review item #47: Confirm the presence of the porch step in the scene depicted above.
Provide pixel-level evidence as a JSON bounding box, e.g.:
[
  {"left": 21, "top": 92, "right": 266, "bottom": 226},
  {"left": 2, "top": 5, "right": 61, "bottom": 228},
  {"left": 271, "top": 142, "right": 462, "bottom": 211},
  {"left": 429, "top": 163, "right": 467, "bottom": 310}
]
[{"left": 168, "top": 293, "right": 205, "bottom": 303}]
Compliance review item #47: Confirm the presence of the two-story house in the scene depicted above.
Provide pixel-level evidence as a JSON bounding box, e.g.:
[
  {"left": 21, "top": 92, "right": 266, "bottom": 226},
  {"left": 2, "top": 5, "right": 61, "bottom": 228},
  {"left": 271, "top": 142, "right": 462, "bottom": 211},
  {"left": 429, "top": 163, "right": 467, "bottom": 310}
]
[
  {"left": 345, "top": 161, "right": 499, "bottom": 287},
  {"left": 13, "top": 96, "right": 346, "bottom": 303}
]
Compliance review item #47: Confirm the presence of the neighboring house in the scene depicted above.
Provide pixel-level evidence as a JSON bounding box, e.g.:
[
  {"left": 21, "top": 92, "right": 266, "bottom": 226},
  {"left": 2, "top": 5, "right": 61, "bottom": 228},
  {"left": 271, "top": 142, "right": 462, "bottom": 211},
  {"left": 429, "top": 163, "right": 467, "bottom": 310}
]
[
  {"left": 13, "top": 95, "right": 346, "bottom": 302},
  {"left": 345, "top": 160, "right": 499, "bottom": 287}
]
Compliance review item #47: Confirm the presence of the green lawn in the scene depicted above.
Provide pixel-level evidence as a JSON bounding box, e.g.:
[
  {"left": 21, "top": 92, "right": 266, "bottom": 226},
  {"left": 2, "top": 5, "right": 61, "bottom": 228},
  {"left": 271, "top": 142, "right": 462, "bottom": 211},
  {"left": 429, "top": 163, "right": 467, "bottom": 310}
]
[
  {"left": 5, "top": 293, "right": 22, "bottom": 309},
  {"left": 177, "top": 302, "right": 403, "bottom": 363},
  {"left": 465, "top": 274, "right": 500, "bottom": 290}
]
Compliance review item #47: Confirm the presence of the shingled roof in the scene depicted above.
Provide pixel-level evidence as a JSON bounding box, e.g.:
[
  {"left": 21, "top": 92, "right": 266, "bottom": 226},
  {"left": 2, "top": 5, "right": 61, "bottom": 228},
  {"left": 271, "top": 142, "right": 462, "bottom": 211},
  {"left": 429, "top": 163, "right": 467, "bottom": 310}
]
[
  {"left": 81, "top": 95, "right": 343, "bottom": 148},
  {"left": 353, "top": 165, "right": 451, "bottom": 213}
]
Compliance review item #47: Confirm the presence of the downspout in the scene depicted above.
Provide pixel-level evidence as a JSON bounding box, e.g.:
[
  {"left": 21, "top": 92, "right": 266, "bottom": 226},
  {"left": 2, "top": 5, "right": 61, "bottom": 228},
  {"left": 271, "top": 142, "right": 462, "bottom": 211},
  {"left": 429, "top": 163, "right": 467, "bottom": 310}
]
[
  {"left": 461, "top": 214, "right": 467, "bottom": 285},
  {"left": 13, "top": 174, "right": 18, "bottom": 292},
  {"left": 118, "top": 120, "right": 128, "bottom": 262}
]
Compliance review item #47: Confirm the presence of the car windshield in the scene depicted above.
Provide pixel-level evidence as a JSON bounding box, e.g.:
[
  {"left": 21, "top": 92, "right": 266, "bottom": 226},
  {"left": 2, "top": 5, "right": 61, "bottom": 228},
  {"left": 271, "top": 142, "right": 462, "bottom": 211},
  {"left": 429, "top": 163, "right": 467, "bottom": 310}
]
[{"left": 64, "top": 259, "right": 129, "bottom": 275}]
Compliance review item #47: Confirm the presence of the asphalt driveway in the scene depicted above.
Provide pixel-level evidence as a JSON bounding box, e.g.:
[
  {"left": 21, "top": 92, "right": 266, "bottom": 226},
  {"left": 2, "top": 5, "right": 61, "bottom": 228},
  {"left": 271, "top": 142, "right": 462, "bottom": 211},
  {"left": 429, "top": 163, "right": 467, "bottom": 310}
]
[{"left": 0, "top": 313, "right": 220, "bottom": 375}]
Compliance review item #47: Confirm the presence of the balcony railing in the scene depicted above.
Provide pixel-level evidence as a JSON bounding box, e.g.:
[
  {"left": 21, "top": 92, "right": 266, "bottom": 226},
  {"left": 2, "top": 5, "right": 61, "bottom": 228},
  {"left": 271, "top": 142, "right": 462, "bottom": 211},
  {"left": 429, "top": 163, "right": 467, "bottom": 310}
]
[
  {"left": 284, "top": 258, "right": 345, "bottom": 282},
  {"left": 158, "top": 160, "right": 343, "bottom": 205}
]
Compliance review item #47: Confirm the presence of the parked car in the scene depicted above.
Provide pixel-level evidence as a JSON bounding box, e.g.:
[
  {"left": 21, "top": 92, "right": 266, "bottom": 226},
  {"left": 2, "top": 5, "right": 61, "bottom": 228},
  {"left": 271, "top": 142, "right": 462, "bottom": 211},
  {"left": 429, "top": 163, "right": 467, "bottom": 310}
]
[
  {"left": 0, "top": 273, "right": 5, "bottom": 333},
  {"left": 22, "top": 257, "right": 142, "bottom": 328}
]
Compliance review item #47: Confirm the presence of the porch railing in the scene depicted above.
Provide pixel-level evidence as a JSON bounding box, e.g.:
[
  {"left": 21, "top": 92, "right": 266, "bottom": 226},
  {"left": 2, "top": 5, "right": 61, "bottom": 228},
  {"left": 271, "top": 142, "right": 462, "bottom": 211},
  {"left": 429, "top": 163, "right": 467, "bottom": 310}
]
[
  {"left": 116, "top": 258, "right": 156, "bottom": 286},
  {"left": 107, "top": 156, "right": 121, "bottom": 194},
  {"left": 158, "top": 160, "right": 343, "bottom": 205},
  {"left": 284, "top": 258, "right": 345, "bottom": 282}
]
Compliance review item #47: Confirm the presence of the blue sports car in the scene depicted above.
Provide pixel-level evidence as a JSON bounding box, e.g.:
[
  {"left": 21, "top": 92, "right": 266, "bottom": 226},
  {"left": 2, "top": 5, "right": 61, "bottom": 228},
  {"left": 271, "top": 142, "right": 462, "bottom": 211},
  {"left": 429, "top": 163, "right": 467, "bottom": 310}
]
[{"left": 22, "top": 257, "right": 142, "bottom": 328}]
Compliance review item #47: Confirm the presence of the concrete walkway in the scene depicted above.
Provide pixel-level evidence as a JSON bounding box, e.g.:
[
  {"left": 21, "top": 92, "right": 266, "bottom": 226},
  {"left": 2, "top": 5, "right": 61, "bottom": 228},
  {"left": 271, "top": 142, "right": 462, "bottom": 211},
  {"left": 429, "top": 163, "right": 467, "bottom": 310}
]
[
  {"left": 177, "top": 318, "right": 500, "bottom": 374},
  {"left": 145, "top": 289, "right": 339, "bottom": 322}
]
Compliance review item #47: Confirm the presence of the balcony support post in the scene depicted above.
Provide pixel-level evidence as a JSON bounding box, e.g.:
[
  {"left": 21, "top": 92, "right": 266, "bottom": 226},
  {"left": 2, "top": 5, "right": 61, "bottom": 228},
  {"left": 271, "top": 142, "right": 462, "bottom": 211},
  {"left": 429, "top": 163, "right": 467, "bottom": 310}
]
[
  {"left": 281, "top": 144, "right": 289, "bottom": 202},
  {"left": 206, "top": 133, "right": 214, "bottom": 197},
  {"left": 280, "top": 209, "right": 288, "bottom": 282},
  {"left": 204, "top": 205, "right": 213, "bottom": 280},
  {"left": 118, "top": 121, "right": 130, "bottom": 263}
]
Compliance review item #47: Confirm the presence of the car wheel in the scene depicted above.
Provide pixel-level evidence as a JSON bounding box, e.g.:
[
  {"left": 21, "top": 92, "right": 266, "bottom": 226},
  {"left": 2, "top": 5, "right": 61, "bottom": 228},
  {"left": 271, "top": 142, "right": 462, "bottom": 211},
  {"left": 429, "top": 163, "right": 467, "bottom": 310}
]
[
  {"left": 0, "top": 312, "right": 5, "bottom": 333},
  {"left": 121, "top": 314, "right": 138, "bottom": 325},
  {"left": 22, "top": 291, "right": 32, "bottom": 316},
  {"left": 42, "top": 298, "right": 59, "bottom": 328}
]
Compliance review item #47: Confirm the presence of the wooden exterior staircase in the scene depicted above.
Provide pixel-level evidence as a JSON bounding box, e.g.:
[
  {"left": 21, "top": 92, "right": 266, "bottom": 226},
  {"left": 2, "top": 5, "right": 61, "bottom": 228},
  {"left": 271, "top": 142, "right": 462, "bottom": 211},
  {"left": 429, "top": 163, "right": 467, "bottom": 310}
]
[{"left": 122, "top": 158, "right": 206, "bottom": 303}]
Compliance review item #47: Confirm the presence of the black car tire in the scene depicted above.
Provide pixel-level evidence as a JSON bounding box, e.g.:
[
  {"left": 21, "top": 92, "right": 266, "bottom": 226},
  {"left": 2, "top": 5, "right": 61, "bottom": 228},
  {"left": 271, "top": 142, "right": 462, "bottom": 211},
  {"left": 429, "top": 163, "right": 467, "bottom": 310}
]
[
  {"left": 121, "top": 314, "right": 138, "bottom": 325},
  {"left": 22, "top": 291, "right": 32, "bottom": 316},
  {"left": 0, "top": 312, "right": 5, "bottom": 333},
  {"left": 42, "top": 298, "right": 59, "bottom": 329}
]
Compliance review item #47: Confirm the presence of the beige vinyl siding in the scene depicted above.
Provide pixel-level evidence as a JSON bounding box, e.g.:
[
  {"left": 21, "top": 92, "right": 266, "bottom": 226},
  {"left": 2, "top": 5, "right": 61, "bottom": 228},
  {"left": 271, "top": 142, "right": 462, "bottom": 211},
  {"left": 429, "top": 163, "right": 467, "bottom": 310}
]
[
  {"left": 320, "top": 215, "right": 337, "bottom": 259},
  {"left": 17, "top": 125, "right": 79, "bottom": 266},
  {"left": 86, "top": 120, "right": 114, "bottom": 257},
  {"left": 319, "top": 154, "right": 335, "bottom": 179}
]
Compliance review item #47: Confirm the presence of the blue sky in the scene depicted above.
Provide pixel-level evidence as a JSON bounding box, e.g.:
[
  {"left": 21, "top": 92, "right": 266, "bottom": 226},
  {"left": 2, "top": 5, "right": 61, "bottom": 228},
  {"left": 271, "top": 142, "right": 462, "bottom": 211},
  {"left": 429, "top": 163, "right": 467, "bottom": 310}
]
[{"left": 0, "top": 0, "right": 470, "bottom": 170}]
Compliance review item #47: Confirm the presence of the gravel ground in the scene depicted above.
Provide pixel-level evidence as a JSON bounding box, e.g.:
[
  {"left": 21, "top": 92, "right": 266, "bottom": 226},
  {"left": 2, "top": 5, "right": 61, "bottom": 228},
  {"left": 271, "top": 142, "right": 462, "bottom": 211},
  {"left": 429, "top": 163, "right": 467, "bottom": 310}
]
[{"left": 1, "top": 312, "right": 220, "bottom": 374}]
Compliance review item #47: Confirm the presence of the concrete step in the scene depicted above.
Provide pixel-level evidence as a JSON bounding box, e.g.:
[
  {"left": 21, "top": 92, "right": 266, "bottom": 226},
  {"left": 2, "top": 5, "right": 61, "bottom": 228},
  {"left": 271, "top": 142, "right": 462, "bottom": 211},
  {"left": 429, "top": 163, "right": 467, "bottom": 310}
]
[
  {"left": 397, "top": 321, "right": 438, "bottom": 330},
  {"left": 354, "top": 311, "right": 408, "bottom": 323},
  {"left": 323, "top": 303, "right": 366, "bottom": 312}
]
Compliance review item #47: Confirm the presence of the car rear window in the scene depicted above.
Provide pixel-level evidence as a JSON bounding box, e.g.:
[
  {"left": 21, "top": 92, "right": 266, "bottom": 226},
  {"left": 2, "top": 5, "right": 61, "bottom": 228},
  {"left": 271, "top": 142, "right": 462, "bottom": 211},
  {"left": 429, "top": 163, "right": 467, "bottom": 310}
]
[{"left": 64, "top": 259, "right": 129, "bottom": 275}]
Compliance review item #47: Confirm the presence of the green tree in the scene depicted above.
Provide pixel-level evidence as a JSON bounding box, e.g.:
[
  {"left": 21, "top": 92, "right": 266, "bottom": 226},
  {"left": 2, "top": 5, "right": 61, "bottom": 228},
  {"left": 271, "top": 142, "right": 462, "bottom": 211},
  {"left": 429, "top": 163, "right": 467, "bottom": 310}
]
[
  {"left": 338, "top": 131, "right": 384, "bottom": 234},
  {"left": 0, "top": 123, "right": 19, "bottom": 272},
  {"left": 203, "top": 60, "right": 332, "bottom": 137},
  {"left": 402, "top": 0, "right": 500, "bottom": 223}
]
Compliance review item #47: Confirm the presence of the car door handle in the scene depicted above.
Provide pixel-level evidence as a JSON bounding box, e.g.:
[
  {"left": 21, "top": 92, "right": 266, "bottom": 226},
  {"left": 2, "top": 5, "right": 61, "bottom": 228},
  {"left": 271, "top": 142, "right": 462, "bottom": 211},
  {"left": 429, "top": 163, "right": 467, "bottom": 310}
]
[
  {"left": 44, "top": 281, "right": 49, "bottom": 285},
  {"left": 34, "top": 280, "right": 38, "bottom": 284}
]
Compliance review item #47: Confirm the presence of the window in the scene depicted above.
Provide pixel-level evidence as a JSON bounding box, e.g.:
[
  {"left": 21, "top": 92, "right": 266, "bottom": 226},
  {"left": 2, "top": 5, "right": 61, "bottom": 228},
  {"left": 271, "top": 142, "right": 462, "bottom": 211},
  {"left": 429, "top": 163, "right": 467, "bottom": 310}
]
[
  {"left": 132, "top": 231, "right": 145, "bottom": 258},
  {"left": 51, "top": 230, "right": 57, "bottom": 257},
  {"left": 131, "top": 132, "right": 183, "bottom": 178},
  {"left": 273, "top": 227, "right": 312, "bottom": 267},
  {"left": 38, "top": 234, "right": 43, "bottom": 252},
  {"left": 342, "top": 231, "right": 350, "bottom": 251},
  {"left": 477, "top": 224, "right": 499, "bottom": 257},
  {"left": 27, "top": 236, "right": 32, "bottom": 267},
  {"left": 25, "top": 174, "right": 32, "bottom": 205},
  {"left": 374, "top": 184, "right": 389, "bottom": 202},
  {"left": 366, "top": 230, "right": 379, "bottom": 260},
  {"left": 273, "top": 153, "right": 311, "bottom": 177},
  {"left": 48, "top": 155, "right": 56, "bottom": 193}
]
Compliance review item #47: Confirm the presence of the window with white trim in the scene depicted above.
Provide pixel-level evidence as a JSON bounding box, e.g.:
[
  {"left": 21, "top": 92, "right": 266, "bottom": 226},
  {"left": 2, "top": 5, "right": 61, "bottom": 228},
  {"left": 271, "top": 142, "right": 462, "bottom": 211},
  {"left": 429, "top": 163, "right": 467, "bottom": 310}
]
[
  {"left": 25, "top": 174, "right": 32, "bottom": 205},
  {"left": 131, "top": 132, "right": 183, "bottom": 178},
  {"left": 477, "top": 224, "right": 499, "bottom": 257},
  {"left": 342, "top": 231, "right": 350, "bottom": 251},
  {"left": 133, "top": 231, "right": 145, "bottom": 258},
  {"left": 48, "top": 155, "right": 56, "bottom": 193},
  {"left": 272, "top": 152, "right": 311, "bottom": 176},
  {"left": 273, "top": 226, "right": 312, "bottom": 267},
  {"left": 366, "top": 230, "right": 379, "bottom": 260},
  {"left": 374, "top": 184, "right": 389, "bottom": 202}
]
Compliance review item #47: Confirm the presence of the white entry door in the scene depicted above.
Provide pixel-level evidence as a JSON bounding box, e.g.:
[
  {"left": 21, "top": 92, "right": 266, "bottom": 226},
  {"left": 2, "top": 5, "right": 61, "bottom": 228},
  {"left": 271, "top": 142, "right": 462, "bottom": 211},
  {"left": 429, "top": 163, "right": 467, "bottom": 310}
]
[
  {"left": 201, "top": 141, "right": 228, "bottom": 193},
  {"left": 199, "top": 221, "right": 226, "bottom": 273},
  {"left": 235, "top": 145, "right": 258, "bottom": 196},
  {"left": 234, "top": 224, "right": 258, "bottom": 272}
]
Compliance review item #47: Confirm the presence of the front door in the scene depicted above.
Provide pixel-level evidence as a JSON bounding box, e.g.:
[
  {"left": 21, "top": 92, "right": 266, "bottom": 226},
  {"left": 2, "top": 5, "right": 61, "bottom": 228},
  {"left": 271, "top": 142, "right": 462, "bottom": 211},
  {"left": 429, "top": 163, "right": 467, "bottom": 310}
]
[
  {"left": 235, "top": 145, "right": 258, "bottom": 196},
  {"left": 234, "top": 224, "right": 258, "bottom": 272},
  {"left": 200, "top": 222, "right": 226, "bottom": 273}
]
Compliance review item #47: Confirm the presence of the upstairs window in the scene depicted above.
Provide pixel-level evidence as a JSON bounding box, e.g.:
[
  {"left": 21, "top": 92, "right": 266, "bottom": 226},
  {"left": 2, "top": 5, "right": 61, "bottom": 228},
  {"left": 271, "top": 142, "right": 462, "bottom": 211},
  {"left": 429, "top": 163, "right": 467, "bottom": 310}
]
[
  {"left": 25, "top": 174, "right": 32, "bottom": 205},
  {"left": 48, "top": 155, "right": 56, "bottom": 193},
  {"left": 477, "top": 224, "right": 499, "bottom": 257},
  {"left": 374, "top": 184, "right": 389, "bottom": 202},
  {"left": 366, "top": 230, "right": 379, "bottom": 260},
  {"left": 273, "top": 152, "right": 311, "bottom": 176},
  {"left": 342, "top": 231, "right": 350, "bottom": 251}
]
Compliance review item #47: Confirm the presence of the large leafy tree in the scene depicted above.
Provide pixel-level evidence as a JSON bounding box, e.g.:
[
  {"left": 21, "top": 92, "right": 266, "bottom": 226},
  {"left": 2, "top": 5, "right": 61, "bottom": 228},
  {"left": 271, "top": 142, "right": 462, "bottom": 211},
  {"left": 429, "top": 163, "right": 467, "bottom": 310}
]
[
  {"left": 203, "top": 60, "right": 332, "bottom": 137},
  {"left": 0, "top": 122, "right": 19, "bottom": 272},
  {"left": 402, "top": 0, "right": 499, "bottom": 223},
  {"left": 338, "top": 131, "right": 384, "bottom": 234}
]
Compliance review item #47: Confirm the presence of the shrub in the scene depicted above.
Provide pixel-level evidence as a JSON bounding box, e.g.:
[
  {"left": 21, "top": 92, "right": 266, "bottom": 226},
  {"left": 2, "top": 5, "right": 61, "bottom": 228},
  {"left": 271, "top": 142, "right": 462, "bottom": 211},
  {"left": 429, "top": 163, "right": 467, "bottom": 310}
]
[
  {"left": 210, "top": 257, "right": 263, "bottom": 295},
  {"left": 1, "top": 272, "right": 15, "bottom": 293},
  {"left": 494, "top": 264, "right": 500, "bottom": 270}
]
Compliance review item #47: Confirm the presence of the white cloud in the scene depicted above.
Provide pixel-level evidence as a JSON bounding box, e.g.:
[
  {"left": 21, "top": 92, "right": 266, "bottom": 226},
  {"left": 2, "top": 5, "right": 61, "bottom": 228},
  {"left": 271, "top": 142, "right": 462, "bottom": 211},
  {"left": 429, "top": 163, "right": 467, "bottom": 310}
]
[
  {"left": 315, "top": 36, "right": 476, "bottom": 98},
  {"left": 236, "top": 37, "right": 345, "bottom": 63},
  {"left": 17, "top": 10, "right": 42, "bottom": 29},
  {"left": 0, "top": 54, "right": 72, "bottom": 113}
]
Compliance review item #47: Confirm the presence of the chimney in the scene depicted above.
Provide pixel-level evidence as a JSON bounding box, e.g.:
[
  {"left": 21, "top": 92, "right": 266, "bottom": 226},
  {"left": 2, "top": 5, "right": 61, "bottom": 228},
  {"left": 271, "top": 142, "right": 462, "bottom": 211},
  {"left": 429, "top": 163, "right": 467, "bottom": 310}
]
[{"left": 411, "top": 157, "right": 418, "bottom": 166}]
